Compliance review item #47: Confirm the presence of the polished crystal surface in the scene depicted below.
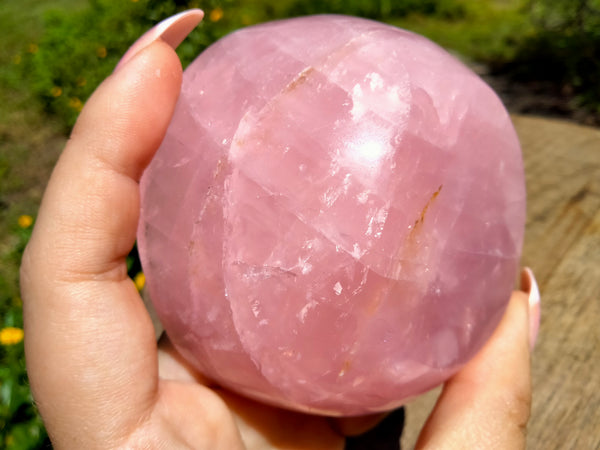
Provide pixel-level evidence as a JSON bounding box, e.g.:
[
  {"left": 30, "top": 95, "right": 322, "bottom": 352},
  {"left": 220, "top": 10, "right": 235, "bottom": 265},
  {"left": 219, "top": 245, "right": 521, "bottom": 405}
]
[{"left": 138, "top": 15, "right": 526, "bottom": 416}]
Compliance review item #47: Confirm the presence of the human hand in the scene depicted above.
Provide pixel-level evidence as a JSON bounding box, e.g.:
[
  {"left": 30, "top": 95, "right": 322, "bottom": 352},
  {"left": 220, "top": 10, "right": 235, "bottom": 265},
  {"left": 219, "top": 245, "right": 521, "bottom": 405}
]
[{"left": 20, "top": 10, "right": 540, "bottom": 449}]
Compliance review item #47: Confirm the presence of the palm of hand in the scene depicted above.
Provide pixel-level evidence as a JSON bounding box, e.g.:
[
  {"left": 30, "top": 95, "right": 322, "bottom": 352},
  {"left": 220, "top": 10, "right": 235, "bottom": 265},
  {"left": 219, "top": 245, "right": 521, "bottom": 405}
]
[{"left": 141, "top": 335, "right": 349, "bottom": 450}]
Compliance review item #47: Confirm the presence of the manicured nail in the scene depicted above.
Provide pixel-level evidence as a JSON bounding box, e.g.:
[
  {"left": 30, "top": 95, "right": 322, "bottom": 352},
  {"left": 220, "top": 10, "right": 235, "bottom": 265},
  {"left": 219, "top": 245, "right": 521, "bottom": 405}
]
[
  {"left": 115, "top": 9, "right": 204, "bottom": 71},
  {"left": 521, "top": 267, "right": 541, "bottom": 350}
]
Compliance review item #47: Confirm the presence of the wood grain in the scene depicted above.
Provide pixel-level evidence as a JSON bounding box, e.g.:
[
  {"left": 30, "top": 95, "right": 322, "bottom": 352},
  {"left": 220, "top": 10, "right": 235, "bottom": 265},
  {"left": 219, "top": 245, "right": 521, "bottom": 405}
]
[{"left": 401, "top": 115, "right": 600, "bottom": 449}]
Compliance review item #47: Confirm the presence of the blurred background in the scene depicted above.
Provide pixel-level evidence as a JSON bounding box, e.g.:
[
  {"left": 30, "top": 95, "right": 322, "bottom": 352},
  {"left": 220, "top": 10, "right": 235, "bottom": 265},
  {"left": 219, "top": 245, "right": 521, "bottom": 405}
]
[{"left": 1, "top": 0, "right": 599, "bottom": 448}]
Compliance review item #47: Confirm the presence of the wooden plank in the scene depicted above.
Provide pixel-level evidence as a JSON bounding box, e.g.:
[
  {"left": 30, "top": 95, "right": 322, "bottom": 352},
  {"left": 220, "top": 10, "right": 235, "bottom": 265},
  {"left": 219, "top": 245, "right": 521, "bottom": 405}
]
[{"left": 528, "top": 208, "right": 600, "bottom": 449}]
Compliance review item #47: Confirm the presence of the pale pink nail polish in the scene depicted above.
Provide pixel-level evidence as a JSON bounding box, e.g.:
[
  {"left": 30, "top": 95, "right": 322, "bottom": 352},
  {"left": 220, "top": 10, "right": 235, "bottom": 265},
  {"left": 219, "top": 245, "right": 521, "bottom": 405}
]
[
  {"left": 115, "top": 9, "right": 204, "bottom": 71},
  {"left": 521, "top": 267, "right": 541, "bottom": 350}
]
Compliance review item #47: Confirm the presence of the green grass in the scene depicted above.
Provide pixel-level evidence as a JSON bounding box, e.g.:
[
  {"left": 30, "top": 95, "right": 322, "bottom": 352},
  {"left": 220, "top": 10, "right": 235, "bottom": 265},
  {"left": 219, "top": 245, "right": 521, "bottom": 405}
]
[{"left": 391, "top": 0, "right": 533, "bottom": 65}]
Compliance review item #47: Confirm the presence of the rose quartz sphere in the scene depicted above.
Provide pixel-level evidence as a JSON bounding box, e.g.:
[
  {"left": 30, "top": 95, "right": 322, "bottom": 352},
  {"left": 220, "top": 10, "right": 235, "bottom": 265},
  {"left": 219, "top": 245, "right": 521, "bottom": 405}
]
[{"left": 138, "top": 15, "right": 526, "bottom": 416}]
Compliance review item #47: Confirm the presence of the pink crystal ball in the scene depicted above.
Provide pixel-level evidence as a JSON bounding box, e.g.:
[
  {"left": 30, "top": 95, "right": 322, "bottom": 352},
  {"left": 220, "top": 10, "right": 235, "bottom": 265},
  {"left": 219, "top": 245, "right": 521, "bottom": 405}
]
[{"left": 138, "top": 15, "right": 526, "bottom": 416}]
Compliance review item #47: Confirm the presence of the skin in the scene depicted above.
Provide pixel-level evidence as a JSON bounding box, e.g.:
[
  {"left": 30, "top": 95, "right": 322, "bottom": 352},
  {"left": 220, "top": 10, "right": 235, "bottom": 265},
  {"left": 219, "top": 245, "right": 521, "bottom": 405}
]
[{"left": 20, "top": 39, "right": 534, "bottom": 449}]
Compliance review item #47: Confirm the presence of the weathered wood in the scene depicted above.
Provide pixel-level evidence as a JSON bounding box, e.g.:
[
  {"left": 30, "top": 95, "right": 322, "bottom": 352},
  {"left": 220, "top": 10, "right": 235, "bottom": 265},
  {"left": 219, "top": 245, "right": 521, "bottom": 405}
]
[{"left": 401, "top": 115, "right": 600, "bottom": 449}]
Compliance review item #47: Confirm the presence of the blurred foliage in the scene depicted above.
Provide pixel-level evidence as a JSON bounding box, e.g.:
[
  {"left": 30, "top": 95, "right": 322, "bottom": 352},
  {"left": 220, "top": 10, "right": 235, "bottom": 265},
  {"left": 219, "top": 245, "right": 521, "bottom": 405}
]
[
  {"left": 504, "top": 0, "right": 600, "bottom": 111},
  {"left": 391, "top": 2, "right": 533, "bottom": 70},
  {"left": 24, "top": 0, "right": 238, "bottom": 128},
  {"left": 529, "top": 0, "right": 600, "bottom": 31},
  {"left": 276, "top": 0, "right": 468, "bottom": 20},
  {"left": 21, "top": 0, "right": 600, "bottom": 125}
]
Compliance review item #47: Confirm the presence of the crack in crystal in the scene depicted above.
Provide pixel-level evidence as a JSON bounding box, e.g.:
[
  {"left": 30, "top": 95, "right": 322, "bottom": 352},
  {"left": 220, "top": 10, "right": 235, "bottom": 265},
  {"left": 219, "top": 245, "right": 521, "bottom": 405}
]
[{"left": 227, "top": 169, "right": 401, "bottom": 286}]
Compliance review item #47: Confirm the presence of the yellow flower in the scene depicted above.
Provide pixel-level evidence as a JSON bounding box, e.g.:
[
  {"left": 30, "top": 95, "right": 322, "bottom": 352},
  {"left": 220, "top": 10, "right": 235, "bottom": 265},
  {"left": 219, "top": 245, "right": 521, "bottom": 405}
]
[
  {"left": 18, "top": 214, "right": 33, "bottom": 228},
  {"left": 209, "top": 7, "right": 223, "bottom": 22},
  {"left": 96, "top": 46, "right": 107, "bottom": 58},
  {"left": 76, "top": 76, "right": 87, "bottom": 87},
  {"left": 134, "top": 272, "right": 146, "bottom": 291},
  {"left": 69, "top": 97, "right": 83, "bottom": 111},
  {"left": 0, "top": 327, "right": 24, "bottom": 346},
  {"left": 50, "top": 86, "right": 62, "bottom": 97},
  {"left": 28, "top": 43, "right": 39, "bottom": 54},
  {"left": 13, "top": 54, "right": 22, "bottom": 65}
]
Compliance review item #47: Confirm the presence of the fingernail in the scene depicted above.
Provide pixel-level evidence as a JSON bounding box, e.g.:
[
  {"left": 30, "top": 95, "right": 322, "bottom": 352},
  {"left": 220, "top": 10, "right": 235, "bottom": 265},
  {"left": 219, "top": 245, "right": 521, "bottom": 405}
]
[
  {"left": 521, "top": 267, "right": 541, "bottom": 350},
  {"left": 115, "top": 9, "right": 204, "bottom": 71}
]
